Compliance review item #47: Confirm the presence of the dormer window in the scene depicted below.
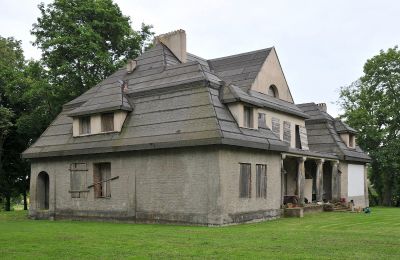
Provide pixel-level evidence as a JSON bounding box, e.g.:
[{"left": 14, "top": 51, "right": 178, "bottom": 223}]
[
  {"left": 349, "top": 134, "right": 355, "bottom": 148},
  {"left": 243, "top": 106, "right": 254, "bottom": 128},
  {"left": 101, "top": 113, "right": 114, "bottom": 132},
  {"left": 79, "top": 116, "right": 91, "bottom": 135},
  {"left": 268, "top": 85, "right": 279, "bottom": 98}
]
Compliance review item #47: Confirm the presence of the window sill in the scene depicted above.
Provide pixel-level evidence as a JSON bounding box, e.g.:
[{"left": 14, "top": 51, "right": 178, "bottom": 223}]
[
  {"left": 95, "top": 196, "right": 111, "bottom": 199},
  {"left": 240, "top": 126, "right": 258, "bottom": 130},
  {"left": 74, "top": 131, "right": 120, "bottom": 137}
]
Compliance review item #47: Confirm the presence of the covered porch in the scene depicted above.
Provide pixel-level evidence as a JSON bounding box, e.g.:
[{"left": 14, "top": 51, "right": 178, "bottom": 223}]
[{"left": 281, "top": 153, "right": 341, "bottom": 207}]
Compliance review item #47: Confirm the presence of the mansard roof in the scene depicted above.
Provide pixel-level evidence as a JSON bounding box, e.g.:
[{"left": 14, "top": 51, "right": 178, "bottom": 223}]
[
  {"left": 23, "top": 44, "right": 299, "bottom": 159},
  {"left": 298, "top": 103, "right": 370, "bottom": 162}
]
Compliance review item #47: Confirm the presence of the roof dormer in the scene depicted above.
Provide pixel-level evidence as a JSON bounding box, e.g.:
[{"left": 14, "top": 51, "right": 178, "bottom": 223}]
[{"left": 68, "top": 81, "right": 132, "bottom": 137}]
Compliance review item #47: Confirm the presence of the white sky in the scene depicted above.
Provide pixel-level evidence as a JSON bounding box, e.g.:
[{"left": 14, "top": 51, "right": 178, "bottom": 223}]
[{"left": 1, "top": 0, "right": 399, "bottom": 116}]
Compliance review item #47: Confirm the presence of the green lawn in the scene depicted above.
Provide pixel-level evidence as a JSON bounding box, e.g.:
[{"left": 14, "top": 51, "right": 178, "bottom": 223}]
[{"left": 0, "top": 208, "right": 399, "bottom": 259}]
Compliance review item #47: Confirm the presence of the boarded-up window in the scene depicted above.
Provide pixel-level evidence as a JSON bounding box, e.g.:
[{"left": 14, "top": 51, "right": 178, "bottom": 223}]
[
  {"left": 101, "top": 113, "right": 114, "bottom": 132},
  {"left": 283, "top": 121, "right": 291, "bottom": 144},
  {"left": 70, "top": 163, "right": 88, "bottom": 198},
  {"left": 93, "top": 163, "right": 111, "bottom": 198},
  {"left": 272, "top": 117, "right": 280, "bottom": 137},
  {"left": 243, "top": 106, "right": 253, "bottom": 128},
  {"left": 79, "top": 116, "right": 91, "bottom": 135},
  {"left": 299, "top": 126, "right": 309, "bottom": 150},
  {"left": 256, "top": 164, "right": 267, "bottom": 198},
  {"left": 258, "top": 113, "right": 266, "bottom": 128},
  {"left": 295, "top": 125, "right": 302, "bottom": 149},
  {"left": 239, "top": 163, "right": 251, "bottom": 198}
]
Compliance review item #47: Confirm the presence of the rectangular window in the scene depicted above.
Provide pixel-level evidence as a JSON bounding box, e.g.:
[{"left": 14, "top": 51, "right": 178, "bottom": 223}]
[
  {"left": 283, "top": 121, "right": 291, "bottom": 144},
  {"left": 101, "top": 113, "right": 114, "bottom": 132},
  {"left": 239, "top": 163, "right": 251, "bottom": 198},
  {"left": 295, "top": 125, "right": 302, "bottom": 149},
  {"left": 256, "top": 164, "right": 267, "bottom": 198},
  {"left": 93, "top": 163, "right": 111, "bottom": 198},
  {"left": 349, "top": 134, "right": 355, "bottom": 148},
  {"left": 258, "top": 113, "right": 266, "bottom": 128},
  {"left": 243, "top": 106, "right": 253, "bottom": 128},
  {"left": 79, "top": 116, "right": 91, "bottom": 135},
  {"left": 70, "top": 163, "right": 88, "bottom": 198},
  {"left": 271, "top": 117, "right": 280, "bottom": 137}
]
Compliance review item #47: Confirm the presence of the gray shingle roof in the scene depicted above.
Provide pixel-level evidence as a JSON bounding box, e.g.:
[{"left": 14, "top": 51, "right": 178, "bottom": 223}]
[
  {"left": 334, "top": 120, "right": 357, "bottom": 134},
  {"left": 221, "top": 84, "right": 309, "bottom": 118},
  {"left": 298, "top": 103, "right": 370, "bottom": 162},
  {"left": 23, "top": 45, "right": 293, "bottom": 159},
  {"left": 22, "top": 43, "right": 357, "bottom": 163},
  {"left": 208, "top": 48, "right": 271, "bottom": 89}
]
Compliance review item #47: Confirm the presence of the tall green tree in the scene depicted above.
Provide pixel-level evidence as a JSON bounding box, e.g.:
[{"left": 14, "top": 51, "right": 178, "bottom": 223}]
[
  {"left": 339, "top": 46, "right": 400, "bottom": 206},
  {"left": 0, "top": 36, "right": 24, "bottom": 210},
  {"left": 31, "top": 0, "right": 153, "bottom": 108}
]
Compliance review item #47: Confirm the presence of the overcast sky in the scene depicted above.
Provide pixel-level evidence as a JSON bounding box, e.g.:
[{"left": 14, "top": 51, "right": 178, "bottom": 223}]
[{"left": 1, "top": 0, "right": 399, "bottom": 116}]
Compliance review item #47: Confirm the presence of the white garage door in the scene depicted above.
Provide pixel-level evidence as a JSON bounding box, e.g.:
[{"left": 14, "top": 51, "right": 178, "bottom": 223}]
[{"left": 348, "top": 164, "right": 365, "bottom": 196}]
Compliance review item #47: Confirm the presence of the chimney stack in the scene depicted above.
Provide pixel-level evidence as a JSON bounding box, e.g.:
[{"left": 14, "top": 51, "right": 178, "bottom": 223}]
[
  {"left": 154, "top": 29, "right": 187, "bottom": 63},
  {"left": 317, "top": 103, "right": 327, "bottom": 112},
  {"left": 126, "top": 59, "right": 137, "bottom": 73}
]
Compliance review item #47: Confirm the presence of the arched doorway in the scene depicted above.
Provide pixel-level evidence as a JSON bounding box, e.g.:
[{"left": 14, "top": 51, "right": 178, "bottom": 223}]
[{"left": 37, "top": 172, "right": 49, "bottom": 210}]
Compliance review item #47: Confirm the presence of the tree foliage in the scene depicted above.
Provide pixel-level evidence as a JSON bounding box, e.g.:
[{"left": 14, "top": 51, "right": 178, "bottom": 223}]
[
  {"left": 31, "top": 0, "right": 153, "bottom": 106},
  {"left": 339, "top": 46, "right": 400, "bottom": 206},
  {"left": 1, "top": 0, "right": 153, "bottom": 210}
]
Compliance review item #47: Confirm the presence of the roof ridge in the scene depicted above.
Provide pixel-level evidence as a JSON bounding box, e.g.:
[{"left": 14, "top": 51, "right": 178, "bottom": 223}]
[{"left": 208, "top": 47, "right": 272, "bottom": 62}]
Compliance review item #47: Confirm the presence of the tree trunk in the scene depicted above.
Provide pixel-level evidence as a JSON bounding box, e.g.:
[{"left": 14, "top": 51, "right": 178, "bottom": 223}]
[
  {"left": 5, "top": 194, "right": 11, "bottom": 211},
  {"left": 382, "top": 174, "right": 393, "bottom": 206},
  {"left": 23, "top": 189, "right": 28, "bottom": 210}
]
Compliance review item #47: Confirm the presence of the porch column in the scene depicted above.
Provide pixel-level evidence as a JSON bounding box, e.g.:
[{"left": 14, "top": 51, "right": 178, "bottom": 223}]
[
  {"left": 297, "top": 157, "right": 306, "bottom": 205},
  {"left": 281, "top": 154, "right": 286, "bottom": 206},
  {"left": 316, "top": 159, "right": 324, "bottom": 202},
  {"left": 331, "top": 161, "right": 339, "bottom": 201}
]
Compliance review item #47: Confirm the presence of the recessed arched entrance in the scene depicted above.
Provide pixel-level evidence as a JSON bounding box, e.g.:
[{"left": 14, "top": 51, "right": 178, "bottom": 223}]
[{"left": 37, "top": 171, "right": 49, "bottom": 210}]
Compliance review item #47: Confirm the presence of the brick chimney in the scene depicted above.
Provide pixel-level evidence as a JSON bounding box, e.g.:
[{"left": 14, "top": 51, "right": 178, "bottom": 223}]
[
  {"left": 317, "top": 103, "right": 327, "bottom": 112},
  {"left": 154, "top": 29, "right": 187, "bottom": 63}
]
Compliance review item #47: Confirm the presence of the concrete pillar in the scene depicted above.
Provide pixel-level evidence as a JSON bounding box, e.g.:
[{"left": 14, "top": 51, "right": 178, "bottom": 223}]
[
  {"left": 316, "top": 159, "right": 324, "bottom": 202},
  {"left": 281, "top": 154, "right": 286, "bottom": 206},
  {"left": 331, "top": 161, "right": 339, "bottom": 201},
  {"left": 297, "top": 157, "right": 306, "bottom": 206}
]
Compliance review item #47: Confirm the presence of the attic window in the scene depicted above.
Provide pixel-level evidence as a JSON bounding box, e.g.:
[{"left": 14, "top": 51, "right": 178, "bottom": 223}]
[
  {"left": 101, "top": 113, "right": 114, "bottom": 132},
  {"left": 268, "top": 85, "right": 279, "bottom": 98},
  {"left": 79, "top": 116, "right": 91, "bottom": 135},
  {"left": 243, "top": 106, "right": 254, "bottom": 128},
  {"left": 349, "top": 134, "right": 355, "bottom": 148}
]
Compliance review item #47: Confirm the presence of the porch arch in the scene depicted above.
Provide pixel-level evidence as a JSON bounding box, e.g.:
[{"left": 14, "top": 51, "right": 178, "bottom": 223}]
[{"left": 37, "top": 171, "right": 49, "bottom": 210}]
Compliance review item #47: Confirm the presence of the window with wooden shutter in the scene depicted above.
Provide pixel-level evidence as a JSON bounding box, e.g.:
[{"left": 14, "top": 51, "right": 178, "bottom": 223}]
[
  {"left": 239, "top": 163, "right": 251, "bottom": 198},
  {"left": 272, "top": 117, "right": 280, "bottom": 137},
  {"left": 79, "top": 116, "right": 91, "bottom": 135},
  {"left": 93, "top": 163, "right": 111, "bottom": 198},
  {"left": 101, "top": 113, "right": 114, "bottom": 132},
  {"left": 256, "top": 164, "right": 267, "bottom": 198},
  {"left": 283, "top": 121, "right": 291, "bottom": 144},
  {"left": 70, "top": 163, "right": 88, "bottom": 198}
]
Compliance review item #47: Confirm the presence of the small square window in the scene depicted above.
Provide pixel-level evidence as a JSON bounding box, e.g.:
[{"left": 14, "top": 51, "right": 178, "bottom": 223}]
[
  {"left": 101, "top": 113, "right": 114, "bottom": 132},
  {"left": 79, "top": 116, "right": 91, "bottom": 135}
]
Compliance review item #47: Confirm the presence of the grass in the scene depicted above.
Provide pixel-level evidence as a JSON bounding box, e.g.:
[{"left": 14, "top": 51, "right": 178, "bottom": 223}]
[{"left": 0, "top": 207, "right": 399, "bottom": 259}]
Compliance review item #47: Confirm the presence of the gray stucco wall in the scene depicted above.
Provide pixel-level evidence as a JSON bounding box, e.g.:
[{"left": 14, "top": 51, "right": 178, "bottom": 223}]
[
  {"left": 218, "top": 147, "right": 282, "bottom": 223},
  {"left": 29, "top": 145, "right": 283, "bottom": 225},
  {"left": 29, "top": 146, "right": 221, "bottom": 224},
  {"left": 339, "top": 161, "right": 369, "bottom": 208}
]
